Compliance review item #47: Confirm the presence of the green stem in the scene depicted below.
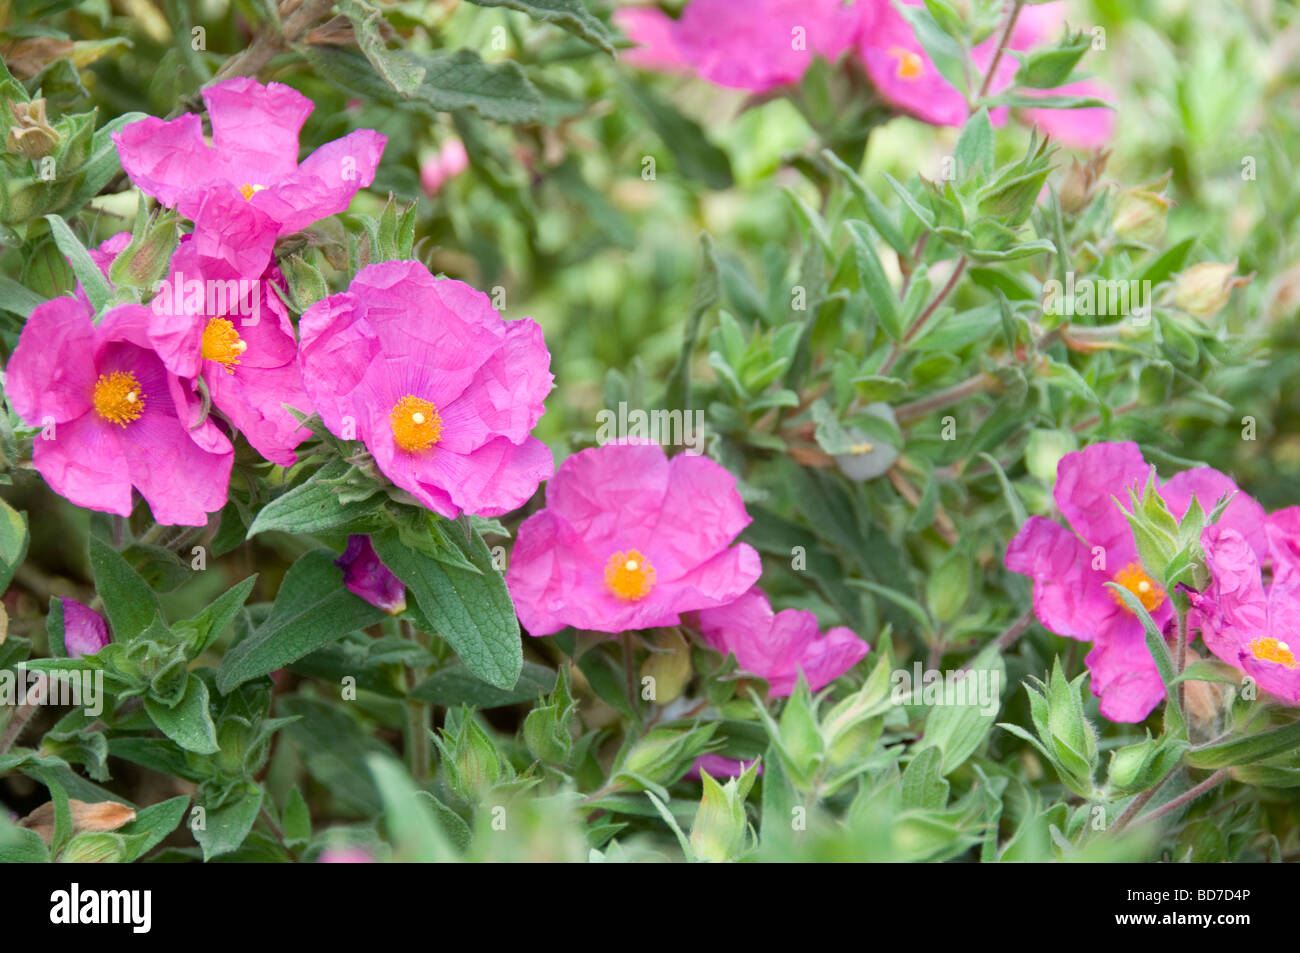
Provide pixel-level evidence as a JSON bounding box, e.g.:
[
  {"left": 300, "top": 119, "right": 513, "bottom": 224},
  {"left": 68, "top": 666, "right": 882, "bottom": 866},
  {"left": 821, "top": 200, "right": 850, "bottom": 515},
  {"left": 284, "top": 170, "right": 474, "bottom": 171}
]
[{"left": 403, "top": 622, "right": 431, "bottom": 783}]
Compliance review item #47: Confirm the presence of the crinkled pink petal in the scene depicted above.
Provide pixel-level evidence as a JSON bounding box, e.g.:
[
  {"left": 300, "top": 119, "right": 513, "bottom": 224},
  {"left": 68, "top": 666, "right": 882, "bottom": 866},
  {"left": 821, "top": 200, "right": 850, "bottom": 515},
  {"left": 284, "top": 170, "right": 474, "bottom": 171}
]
[
  {"left": 1160, "top": 466, "right": 1267, "bottom": 562},
  {"left": 202, "top": 78, "right": 313, "bottom": 185},
  {"left": 859, "top": 0, "right": 971, "bottom": 127},
  {"left": 544, "top": 442, "right": 671, "bottom": 550},
  {"left": 687, "top": 755, "right": 762, "bottom": 780},
  {"left": 205, "top": 356, "right": 312, "bottom": 466},
  {"left": 31, "top": 413, "right": 133, "bottom": 516},
  {"left": 253, "top": 129, "right": 386, "bottom": 234},
  {"left": 506, "top": 510, "right": 601, "bottom": 636},
  {"left": 1265, "top": 506, "right": 1300, "bottom": 572},
  {"left": 297, "top": 291, "right": 378, "bottom": 431},
  {"left": 111, "top": 113, "right": 221, "bottom": 208},
  {"left": 649, "top": 452, "right": 753, "bottom": 579},
  {"left": 1084, "top": 610, "right": 1166, "bottom": 722},
  {"left": 614, "top": 7, "right": 691, "bottom": 72},
  {"left": 1019, "top": 80, "right": 1115, "bottom": 149},
  {"left": 6, "top": 297, "right": 98, "bottom": 425},
  {"left": 1005, "top": 515, "right": 1121, "bottom": 642},
  {"left": 190, "top": 187, "right": 279, "bottom": 278},
  {"left": 1054, "top": 441, "right": 1150, "bottom": 566}
]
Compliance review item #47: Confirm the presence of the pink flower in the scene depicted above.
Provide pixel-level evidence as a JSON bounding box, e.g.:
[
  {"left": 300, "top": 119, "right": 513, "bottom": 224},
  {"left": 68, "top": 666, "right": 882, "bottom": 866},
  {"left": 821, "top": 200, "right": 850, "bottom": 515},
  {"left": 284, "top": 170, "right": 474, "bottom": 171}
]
[
  {"left": 147, "top": 228, "right": 311, "bottom": 467},
  {"left": 1019, "top": 79, "right": 1116, "bottom": 149},
  {"left": 60, "top": 598, "right": 110, "bottom": 657},
  {"left": 5, "top": 297, "right": 233, "bottom": 526},
  {"left": 1191, "top": 511, "right": 1300, "bottom": 705},
  {"left": 419, "top": 138, "right": 469, "bottom": 197},
  {"left": 615, "top": 0, "right": 861, "bottom": 93},
  {"left": 858, "top": 0, "right": 1113, "bottom": 146},
  {"left": 505, "top": 442, "right": 762, "bottom": 636},
  {"left": 694, "top": 587, "right": 867, "bottom": 696},
  {"left": 1004, "top": 441, "right": 1264, "bottom": 722},
  {"left": 335, "top": 535, "right": 406, "bottom": 614},
  {"left": 298, "top": 260, "right": 554, "bottom": 518},
  {"left": 686, "top": 754, "right": 763, "bottom": 780},
  {"left": 112, "top": 78, "right": 386, "bottom": 235}
]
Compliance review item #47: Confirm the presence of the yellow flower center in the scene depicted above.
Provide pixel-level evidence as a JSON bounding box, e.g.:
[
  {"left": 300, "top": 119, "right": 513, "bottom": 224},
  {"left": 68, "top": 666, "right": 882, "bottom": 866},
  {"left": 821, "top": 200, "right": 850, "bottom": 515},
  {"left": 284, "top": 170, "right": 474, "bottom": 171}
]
[
  {"left": 890, "top": 47, "right": 924, "bottom": 80},
  {"left": 238, "top": 182, "right": 266, "bottom": 201},
  {"left": 389, "top": 395, "right": 442, "bottom": 452},
  {"left": 1248, "top": 637, "right": 1298, "bottom": 669},
  {"left": 92, "top": 370, "right": 145, "bottom": 426},
  {"left": 201, "top": 318, "right": 247, "bottom": 371},
  {"left": 604, "top": 549, "right": 656, "bottom": 601},
  {"left": 1109, "top": 563, "right": 1166, "bottom": 613}
]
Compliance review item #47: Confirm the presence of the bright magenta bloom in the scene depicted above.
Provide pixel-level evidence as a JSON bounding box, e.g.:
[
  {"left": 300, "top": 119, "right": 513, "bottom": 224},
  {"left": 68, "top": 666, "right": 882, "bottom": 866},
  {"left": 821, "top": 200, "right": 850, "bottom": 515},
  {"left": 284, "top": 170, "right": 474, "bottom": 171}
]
[
  {"left": 6, "top": 298, "right": 233, "bottom": 525},
  {"left": 687, "top": 755, "right": 762, "bottom": 780},
  {"left": 1004, "top": 442, "right": 1264, "bottom": 722},
  {"left": 614, "top": 0, "right": 860, "bottom": 93},
  {"left": 60, "top": 598, "right": 110, "bottom": 657},
  {"left": 1191, "top": 511, "right": 1300, "bottom": 705},
  {"left": 336, "top": 535, "right": 406, "bottom": 615},
  {"left": 859, "top": 0, "right": 1113, "bottom": 145},
  {"left": 147, "top": 231, "right": 311, "bottom": 467},
  {"left": 298, "top": 261, "right": 554, "bottom": 518},
  {"left": 694, "top": 587, "right": 867, "bottom": 696},
  {"left": 113, "top": 78, "right": 385, "bottom": 235},
  {"left": 505, "top": 442, "right": 762, "bottom": 636}
]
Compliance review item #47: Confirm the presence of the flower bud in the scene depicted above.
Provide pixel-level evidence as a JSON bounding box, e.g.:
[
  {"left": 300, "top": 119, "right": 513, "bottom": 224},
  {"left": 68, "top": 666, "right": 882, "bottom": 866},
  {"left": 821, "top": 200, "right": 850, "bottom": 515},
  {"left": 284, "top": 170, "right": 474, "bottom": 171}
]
[
  {"left": 58, "top": 597, "right": 110, "bottom": 657},
  {"left": 688, "top": 761, "right": 758, "bottom": 862},
  {"left": 639, "top": 628, "right": 693, "bottom": 705},
  {"left": 1059, "top": 149, "right": 1109, "bottom": 215},
  {"left": 335, "top": 535, "right": 406, "bottom": 614},
  {"left": 1172, "top": 261, "right": 1251, "bottom": 319},
  {"left": 1025, "top": 429, "right": 1077, "bottom": 485},
  {"left": 1112, "top": 178, "right": 1173, "bottom": 244},
  {"left": 6, "top": 98, "right": 59, "bottom": 159}
]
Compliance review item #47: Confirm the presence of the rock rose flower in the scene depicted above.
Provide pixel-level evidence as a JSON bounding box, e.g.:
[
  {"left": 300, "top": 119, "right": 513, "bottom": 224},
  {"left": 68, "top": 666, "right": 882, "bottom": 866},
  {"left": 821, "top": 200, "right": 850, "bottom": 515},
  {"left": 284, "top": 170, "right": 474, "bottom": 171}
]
[
  {"left": 6, "top": 298, "right": 233, "bottom": 525},
  {"left": 113, "top": 77, "right": 386, "bottom": 235},
  {"left": 505, "top": 442, "right": 762, "bottom": 636},
  {"left": 1005, "top": 441, "right": 1264, "bottom": 722},
  {"left": 298, "top": 260, "right": 554, "bottom": 518},
  {"left": 694, "top": 587, "right": 868, "bottom": 696}
]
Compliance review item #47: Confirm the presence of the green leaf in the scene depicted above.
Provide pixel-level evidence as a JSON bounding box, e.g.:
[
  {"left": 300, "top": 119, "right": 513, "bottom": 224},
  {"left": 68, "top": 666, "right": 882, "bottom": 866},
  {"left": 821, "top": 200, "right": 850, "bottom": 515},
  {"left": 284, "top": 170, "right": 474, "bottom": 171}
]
[
  {"left": 372, "top": 527, "right": 522, "bottom": 690},
  {"left": 246, "top": 462, "right": 385, "bottom": 537},
  {"left": 194, "top": 782, "right": 263, "bottom": 861},
  {"left": 820, "top": 150, "right": 908, "bottom": 257},
  {"left": 621, "top": 80, "right": 732, "bottom": 189},
  {"left": 118, "top": 795, "right": 190, "bottom": 861},
  {"left": 902, "top": 745, "right": 950, "bottom": 810},
  {"left": 368, "top": 754, "right": 457, "bottom": 862},
  {"left": 88, "top": 534, "right": 163, "bottom": 641},
  {"left": 145, "top": 673, "right": 219, "bottom": 754},
  {"left": 0, "top": 824, "right": 50, "bottom": 862},
  {"left": 43, "top": 214, "right": 110, "bottom": 314},
  {"left": 954, "top": 108, "right": 995, "bottom": 181},
  {"left": 281, "top": 787, "right": 311, "bottom": 848},
  {"left": 337, "top": 0, "right": 427, "bottom": 95},
  {"left": 663, "top": 233, "right": 720, "bottom": 409},
  {"left": 410, "top": 661, "right": 556, "bottom": 707},
  {"left": 468, "top": 0, "right": 613, "bottom": 54},
  {"left": 1185, "top": 718, "right": 1300, "bottom": 769},
  {"left": 216, "top": 550, "right": 387, "bottom": 693},
  {"left": 171, "top": 575, "right": 257, "bottom": 657},
  {"left": 845, "top": 220, "right": 902, "bottom": 341},
  {"left": 0, "top": 276, "right": 43, "bottom": 317},
  {"left": 0, "top": 496, "right": 29, "bottom": 593}
]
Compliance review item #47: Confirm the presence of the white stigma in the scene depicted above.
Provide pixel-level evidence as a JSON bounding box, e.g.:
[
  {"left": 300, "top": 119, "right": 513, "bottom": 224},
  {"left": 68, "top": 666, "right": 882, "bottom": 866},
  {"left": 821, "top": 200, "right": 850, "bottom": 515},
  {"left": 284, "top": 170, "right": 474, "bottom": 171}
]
[
  {"left": 126, "top": 391, "right": 138, "bottom": 403},
  {"left": 625, "top": 559, "right": 638, "bottom": 571},
  {"left": 235, "top": 341, "right": 248, "bottom": 353},
  {"left": 412, "top": 412, "right": 425, "bottom": 425},
  {"left": 1280, "top": 642, "right": 1291, "bottom": 653},
  {"left": 1137, "top": 580, "right": 1150, "bottom": 593}
]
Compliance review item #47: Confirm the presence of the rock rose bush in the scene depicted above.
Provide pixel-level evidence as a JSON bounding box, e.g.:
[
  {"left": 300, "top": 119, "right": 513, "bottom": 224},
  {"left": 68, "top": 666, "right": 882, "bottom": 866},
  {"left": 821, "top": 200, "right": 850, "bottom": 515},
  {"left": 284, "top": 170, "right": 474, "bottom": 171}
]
[{"left": 0, "top": 0, "right": 1297, "bottom": 869}]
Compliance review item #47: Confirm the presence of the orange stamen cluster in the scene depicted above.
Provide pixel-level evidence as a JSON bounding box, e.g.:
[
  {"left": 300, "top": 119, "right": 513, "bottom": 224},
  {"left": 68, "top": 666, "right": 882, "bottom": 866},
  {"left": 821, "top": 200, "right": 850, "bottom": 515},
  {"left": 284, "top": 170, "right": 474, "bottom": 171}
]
[
  {"left": 92, "top": 370, "right": 145, "bottom": 426},
  {"left": 1109, "top": 563, "right": 1166, "bottom": 613},
  {"left": 389, "top": 395, "right": 442, "bottom": 452},
  {"left": 891, "top": 47, "right": 924, "bottom": 80},
  {"left": 201, "top": 318, "right": 247, "bottom": 371},
  {"left": 1248, "top": 637, "right": 1298, "bottom": 670},
  {"left": 238, "top": 183, "right": 266, "bottom": 201},
  {"left": 604, "top": 549, "right": 656, "bottom": 601}
]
